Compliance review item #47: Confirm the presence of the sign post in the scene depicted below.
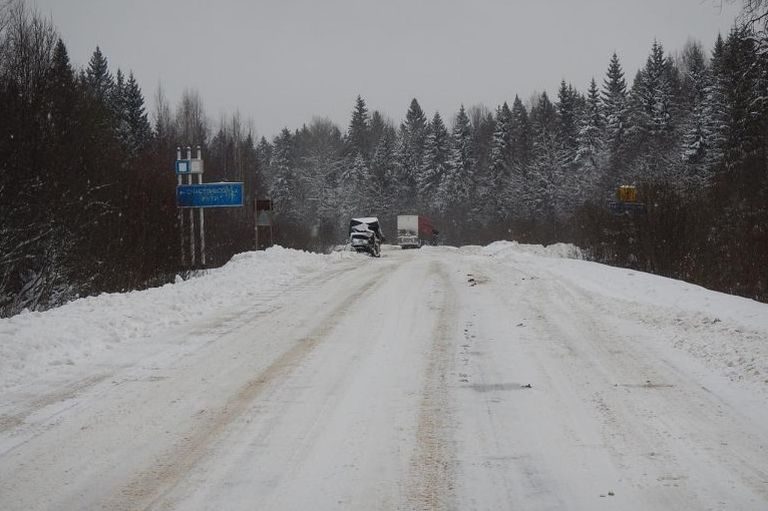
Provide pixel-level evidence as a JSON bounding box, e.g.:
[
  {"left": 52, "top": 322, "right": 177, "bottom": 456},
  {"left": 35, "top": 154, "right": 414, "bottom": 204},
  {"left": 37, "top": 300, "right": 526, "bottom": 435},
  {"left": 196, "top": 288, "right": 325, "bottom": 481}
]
[
  {"left": 175, "top": 145, "right": 243, "bottom": 269},
  {"left": 255, "top": 199, "right": 274, "bottom": 250},
  {"left": 177, "top": 147, "right": 185, "bottom": 267},
  {"left": 197, "top": 146, "right": 205, "bottom": 265},
  {"left": 186, "top": 147, "right": 195, "bottom": 267}
]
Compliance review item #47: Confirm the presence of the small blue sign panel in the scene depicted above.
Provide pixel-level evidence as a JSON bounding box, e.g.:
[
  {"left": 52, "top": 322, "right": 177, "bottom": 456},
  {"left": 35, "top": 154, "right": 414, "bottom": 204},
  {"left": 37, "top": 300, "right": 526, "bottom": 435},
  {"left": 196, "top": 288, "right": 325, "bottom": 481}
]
[
  {"left": 176, "top": 159, "right": 191, "bottom": 174},
  {"left": 177, "top": 182, "right": 244, "bottom": 208}
]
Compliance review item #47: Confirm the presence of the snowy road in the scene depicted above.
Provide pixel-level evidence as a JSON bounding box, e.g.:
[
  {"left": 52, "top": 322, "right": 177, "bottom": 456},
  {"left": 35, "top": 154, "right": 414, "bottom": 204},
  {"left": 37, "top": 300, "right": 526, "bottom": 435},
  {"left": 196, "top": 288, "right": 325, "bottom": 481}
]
[{"left": 1, "top": 244, "right": 768, "bottom": 510}]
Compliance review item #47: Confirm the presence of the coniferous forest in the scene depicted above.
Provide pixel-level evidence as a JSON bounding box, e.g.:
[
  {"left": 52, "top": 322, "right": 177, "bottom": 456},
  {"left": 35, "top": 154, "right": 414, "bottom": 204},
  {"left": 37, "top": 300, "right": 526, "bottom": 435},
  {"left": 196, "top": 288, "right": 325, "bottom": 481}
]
[{"left": 1, "top": 0, "right": 767, "bottom": 316}]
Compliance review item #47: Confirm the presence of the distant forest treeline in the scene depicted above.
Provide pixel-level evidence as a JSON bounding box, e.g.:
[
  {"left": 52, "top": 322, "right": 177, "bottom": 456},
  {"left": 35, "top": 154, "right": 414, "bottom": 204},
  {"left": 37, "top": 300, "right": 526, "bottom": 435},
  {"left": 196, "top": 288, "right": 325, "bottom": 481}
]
[{"left": 1, "top": 0, "right": 767, "bottom": 316}]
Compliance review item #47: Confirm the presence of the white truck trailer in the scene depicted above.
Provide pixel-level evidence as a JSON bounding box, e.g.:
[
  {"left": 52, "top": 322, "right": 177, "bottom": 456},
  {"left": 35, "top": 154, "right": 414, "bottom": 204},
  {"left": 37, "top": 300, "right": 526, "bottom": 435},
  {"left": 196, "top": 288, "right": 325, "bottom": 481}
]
[{"left": 396, "top": 215, "right": 437, "bottom": 249}]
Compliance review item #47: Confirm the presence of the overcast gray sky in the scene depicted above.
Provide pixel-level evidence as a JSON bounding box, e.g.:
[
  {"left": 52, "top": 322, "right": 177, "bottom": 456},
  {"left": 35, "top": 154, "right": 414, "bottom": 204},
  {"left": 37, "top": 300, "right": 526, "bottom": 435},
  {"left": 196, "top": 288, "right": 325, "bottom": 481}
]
[{"left": 32, "top": 0, "right": 740, "bottom": 139}]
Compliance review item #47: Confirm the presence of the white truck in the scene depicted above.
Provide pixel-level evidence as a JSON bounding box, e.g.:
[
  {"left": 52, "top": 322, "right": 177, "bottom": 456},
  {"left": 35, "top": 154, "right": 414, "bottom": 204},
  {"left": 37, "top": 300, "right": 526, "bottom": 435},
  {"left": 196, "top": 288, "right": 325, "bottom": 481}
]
[{"left": 396, "top": 215, "right": 437, "bottom": 249}]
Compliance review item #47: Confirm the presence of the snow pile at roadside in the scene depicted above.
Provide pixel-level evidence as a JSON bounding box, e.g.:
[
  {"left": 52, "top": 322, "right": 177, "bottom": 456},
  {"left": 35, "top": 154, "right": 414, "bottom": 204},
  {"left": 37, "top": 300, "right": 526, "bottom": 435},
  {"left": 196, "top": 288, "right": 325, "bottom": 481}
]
[
  {"left": 491, "top": 249, "right": 768, "bottom": 388},
  {"left": 542, "top": 258, "right": 768, "bottom": 385},
  {"left": 469, "top": 240, "right": 767, "bottom": 387},
  {"left": 480, "top": 240, "right": 584, "bottom": 260},
  {"left": 0, "top": 247, "right": 343, "bottom": 390},
  {"left": 539, "top": 258, "right": 768, "bottom": 332}
]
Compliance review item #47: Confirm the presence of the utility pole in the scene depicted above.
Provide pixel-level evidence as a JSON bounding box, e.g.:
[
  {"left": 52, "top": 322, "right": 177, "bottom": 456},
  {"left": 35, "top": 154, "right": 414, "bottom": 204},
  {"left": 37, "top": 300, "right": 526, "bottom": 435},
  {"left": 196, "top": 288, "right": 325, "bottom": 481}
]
[
  {"left": 177, "top": 147, "right": 185, "bottom": 267},
  {"left": 186, "top": 146, "right": 196, "bottom": 268},
  {"left": 197, "top": 145, "right": 206, "bottom": 266}
]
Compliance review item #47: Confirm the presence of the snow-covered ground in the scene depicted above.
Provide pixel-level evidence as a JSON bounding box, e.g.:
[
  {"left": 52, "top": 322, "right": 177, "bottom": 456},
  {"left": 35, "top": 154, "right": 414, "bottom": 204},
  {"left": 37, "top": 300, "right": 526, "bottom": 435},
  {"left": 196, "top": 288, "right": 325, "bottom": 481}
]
[{"left": 1, "top": 242, "right": 767, "bottom": 510}]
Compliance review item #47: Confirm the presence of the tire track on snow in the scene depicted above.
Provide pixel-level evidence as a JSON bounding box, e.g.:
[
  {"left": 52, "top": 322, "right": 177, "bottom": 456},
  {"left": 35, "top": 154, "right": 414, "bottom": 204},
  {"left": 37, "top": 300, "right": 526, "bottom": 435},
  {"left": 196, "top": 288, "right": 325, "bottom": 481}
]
[{"left": 407, "top": 260, "right": 458, "bottom": 510}]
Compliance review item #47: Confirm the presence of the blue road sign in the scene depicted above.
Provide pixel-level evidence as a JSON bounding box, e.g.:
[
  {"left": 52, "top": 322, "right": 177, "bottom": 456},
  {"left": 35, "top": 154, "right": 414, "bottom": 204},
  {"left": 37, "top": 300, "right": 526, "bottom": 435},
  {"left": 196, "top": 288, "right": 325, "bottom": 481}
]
[
  {"left": 608, "top": 200, "right": 646, "bottom": 216},
  {"left": 177, "top": 182, "right": 244, "bottom": 208}
]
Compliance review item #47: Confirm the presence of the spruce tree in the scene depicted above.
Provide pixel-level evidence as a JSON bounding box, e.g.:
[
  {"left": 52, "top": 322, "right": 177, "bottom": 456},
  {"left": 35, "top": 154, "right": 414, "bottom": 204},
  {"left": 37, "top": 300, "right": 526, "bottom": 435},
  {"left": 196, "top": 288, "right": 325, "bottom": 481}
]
[
  {"left": 270, "top": 128, "right": 297, "bottom": 222},
  {"left": 46, "top": 39, "right": 78, "bottom": 169},
  {"left": 505, "top": 95, "right": 532, "bottom": 222},
  {"left": 555, "top": 81, "right": 580, "bottom": 209},
  {"left": 631, "top": 40, "right": 675, "bottom": 141},
  {"left": 438, "top": 106, "right": 473, "bottom": 218},
  {"left": 702, "top": 34, "right": 728, "bottom": 176},
  {"left": 47, "top": 39, "right": 77, "bottom": 140},
  {"left": 679, "top": 41, "right": 708, "bottom": 112},
  {"left": 486, "top": 103, "right": 513, "bottom": 219},
  {"left": 113, "top": 69, "right": 125, "bottom": 111},
  {"left": 404, "top": 98, "right": 428, "bottom": 144},
  {"left": 85, "top": 46, "right": 114, "bottom": 99},
  {"left": 601, "top": 52, "right": 628, "bottom": 170},
  {"left": 417, "top": 112, "right": 449, "bottom": 210},
  {"left": 679, "top": 42, "right": 712, "bottom": 189},
  {"left": 489, "top": 103, "right": 512, "bottom": 181},
  {"left": 556, "top": 80, "right": 578, "bottom": 151},
  {"left": 468, "top": 106, "right": 497, "bottom": 191},
  {"left": 370, "top": 125, "right": 398, "bottom": 225},
  {"left": 339, "top": 153, "right": 372, "bottom": 217},
  {"left": 720, "top": 26, "right": 763, "bottom": 174},
  {"left": 509, "top": 95, "right": 531, "bottom": 170},
  {"left": 526, "top": 92, "right": 568, "bottom": 233},
  {"left": 347, "top": 95, "right": 370, "bottom": 159},
  {"left": 123, "top": 72, "right": 151, "bottom": 155},
  {"left": 111, "top": 69, "right": 132, "bottom": 151},
  {"left": 371, "top": 125, "right": 398, "bottom": 185},
  {"left": 256, "top": 136, "right": 273, "bottom": 169},
  {"left": 575, "top": 78, "right": 605, "bottom": 197},
  {"left": 369, "top": 110, "right": 386, "bottom": 152},
  {"left": 398, "top": 98, "right": 428, "bottom": 200}
]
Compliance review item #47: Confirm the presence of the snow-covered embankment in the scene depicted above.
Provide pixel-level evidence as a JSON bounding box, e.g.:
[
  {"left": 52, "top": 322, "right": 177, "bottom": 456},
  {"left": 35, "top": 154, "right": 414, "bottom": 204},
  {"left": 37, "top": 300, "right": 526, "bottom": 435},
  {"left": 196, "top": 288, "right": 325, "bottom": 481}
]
[{"left": 0, "top": 247, "right": 348, "bottom": 390}]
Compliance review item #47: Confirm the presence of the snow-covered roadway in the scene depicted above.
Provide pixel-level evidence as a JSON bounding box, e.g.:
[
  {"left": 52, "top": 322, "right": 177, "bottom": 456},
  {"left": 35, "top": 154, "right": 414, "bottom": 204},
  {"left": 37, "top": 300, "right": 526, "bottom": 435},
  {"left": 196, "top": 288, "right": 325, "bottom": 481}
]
[{"left": 1, "top": 243, "right": 767, "bottom": 510}]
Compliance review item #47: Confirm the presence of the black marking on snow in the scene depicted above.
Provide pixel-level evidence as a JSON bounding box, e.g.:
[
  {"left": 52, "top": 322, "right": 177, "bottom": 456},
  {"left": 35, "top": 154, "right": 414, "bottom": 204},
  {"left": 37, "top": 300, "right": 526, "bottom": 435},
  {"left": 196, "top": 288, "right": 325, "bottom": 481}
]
[{"left": 465, "top": 383, "right": 530, "bottom": 392}]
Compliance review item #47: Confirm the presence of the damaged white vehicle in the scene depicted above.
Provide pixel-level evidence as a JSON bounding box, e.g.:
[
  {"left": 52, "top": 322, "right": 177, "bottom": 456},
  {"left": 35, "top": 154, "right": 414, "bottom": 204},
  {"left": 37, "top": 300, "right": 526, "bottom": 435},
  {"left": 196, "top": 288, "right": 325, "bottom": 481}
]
[{"left": 348, "top": 217, "right": 384, "bottom": 257}]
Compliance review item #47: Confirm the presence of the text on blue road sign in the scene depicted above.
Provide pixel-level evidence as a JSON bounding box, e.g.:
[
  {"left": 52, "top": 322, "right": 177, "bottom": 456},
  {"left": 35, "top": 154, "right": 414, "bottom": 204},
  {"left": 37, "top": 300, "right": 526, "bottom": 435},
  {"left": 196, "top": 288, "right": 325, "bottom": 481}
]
[{"left": 177, "top": 182, "right": 244, "bottom": 208}]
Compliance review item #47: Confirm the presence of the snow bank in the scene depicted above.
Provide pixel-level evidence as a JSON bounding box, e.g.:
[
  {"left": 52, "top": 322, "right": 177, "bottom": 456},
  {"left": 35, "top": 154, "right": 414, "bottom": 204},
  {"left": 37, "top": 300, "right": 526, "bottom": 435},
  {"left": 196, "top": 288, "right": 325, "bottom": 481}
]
[
  {"left": 479, "top": 240, "right": 584, "bottom": 260},
  {"left": 0, "top": 247, "right": 344, "bottom": 390},
  {"left": 540, "top": 258, "right": 768, "bottom": 385},
  {"left": 540, "top": 258, "right": 768, "bottom": 331},
  {"left": 477, "top": 242, "right": 768, "bottom": 388}
]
